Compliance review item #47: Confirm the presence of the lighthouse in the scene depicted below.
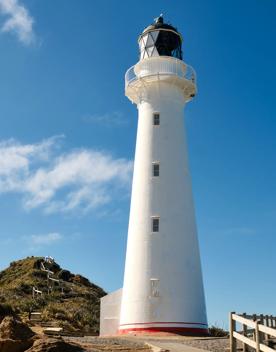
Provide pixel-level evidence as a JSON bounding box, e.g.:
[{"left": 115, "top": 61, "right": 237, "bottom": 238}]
[{"left": 118, "top": 16, "right": 208, "bottom": 335}]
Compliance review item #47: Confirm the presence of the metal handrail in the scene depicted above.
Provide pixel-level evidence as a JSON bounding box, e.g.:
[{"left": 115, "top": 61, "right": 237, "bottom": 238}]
[
  {"left": 125, "top": 58, "right": 196, "bottom": 89},
  {"left": 125, "top": 66, "right": 137, "bottom": 87}
]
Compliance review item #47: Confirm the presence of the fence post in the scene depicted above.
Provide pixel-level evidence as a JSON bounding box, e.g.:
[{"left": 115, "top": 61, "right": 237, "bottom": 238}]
[
  {"left": 260, "top": 314, "right": 265, "bottom": 342},
  {"left": 255, "top": 321, "right": 261, "bottom": 352},
  {"left": 242, "top": 312, "right": 248, "bottom": 352},
  {"left": 265, "top": 314, "right": 269, "bottom": 326},
  {"left": 265, "top": 315, "right": 270, "bottom": 339},
  {"left": 253, "top": 314, "right": 257, "bottom": 341},
  {"left": 230, "top": 312, "right": 237, "bottom": 352}
]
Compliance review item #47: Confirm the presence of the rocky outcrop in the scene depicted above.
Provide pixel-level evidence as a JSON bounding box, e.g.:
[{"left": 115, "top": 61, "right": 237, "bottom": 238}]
[
  {"left": 0, "top": 316, "right": 35, "bottom": 340},
  {"left": 0, "top": 303, "right": 14, "bottom": 324},
  {"left": 25, "top": 336, "right": 83, "bottom": 352},
  {"left": 0, "top": 316, "right": 84, "bottom": 352},
  {"left": 0, "top": 316, "right": 35, "bottom": 352},
  {"left": 0, "top": 338, "right": 33, "bottom": 352}
]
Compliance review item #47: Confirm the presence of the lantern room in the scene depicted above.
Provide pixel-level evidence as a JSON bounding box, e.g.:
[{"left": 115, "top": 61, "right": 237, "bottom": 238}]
[{"left": 138, "top": 15, "right": 183, "bottom": 61}]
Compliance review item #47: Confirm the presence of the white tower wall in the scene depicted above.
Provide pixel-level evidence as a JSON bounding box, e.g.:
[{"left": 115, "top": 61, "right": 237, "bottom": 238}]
[{"left": 119, "top": 19, "right": 208, "bottom": 335}]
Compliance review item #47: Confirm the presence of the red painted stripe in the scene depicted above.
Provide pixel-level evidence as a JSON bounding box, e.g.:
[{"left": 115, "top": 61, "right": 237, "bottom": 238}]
[
  {"left": 118, "top": 326, "right": 209, "bottom": 336},
  {"left": 119, "top": 321, "right": 207, "bottom": 327}
]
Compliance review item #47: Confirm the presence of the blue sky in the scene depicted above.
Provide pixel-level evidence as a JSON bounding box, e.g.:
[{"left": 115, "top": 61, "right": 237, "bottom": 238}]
[{"left": 0, "top": 0, "right": 275, "bottom": 328}]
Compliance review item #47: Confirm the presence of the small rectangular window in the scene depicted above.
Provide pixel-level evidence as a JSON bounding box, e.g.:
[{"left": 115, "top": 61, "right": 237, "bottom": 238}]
[
  {"left": 152, "top": 217, "right": 159, "bottom": 232},
  {"left": 153, "top": 113, "right": 160, "bottom": 126},
  {"left": 152, "top": 163, "right": 160, "bottom": 177},
  {"left": 150, "top": 278, "right": 160, "bottom": 297}
]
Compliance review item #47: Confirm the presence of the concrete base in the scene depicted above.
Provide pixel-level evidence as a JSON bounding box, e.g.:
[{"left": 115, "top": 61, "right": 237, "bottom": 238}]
[
  {"left": 100, "top": 288, "right": 122, "bottom": 336},
  {"left": 100, "top": 288, "right": 208, "bottom": 337}
]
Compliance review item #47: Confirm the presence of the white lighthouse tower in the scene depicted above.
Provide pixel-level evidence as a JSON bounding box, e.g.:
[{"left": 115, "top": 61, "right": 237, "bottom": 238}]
[{"left": 118, "top": 16, "right": 208, "bottom": 335}]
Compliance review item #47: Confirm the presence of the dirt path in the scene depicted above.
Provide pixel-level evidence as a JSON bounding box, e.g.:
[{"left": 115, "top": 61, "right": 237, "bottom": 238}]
[
  {"left": 65, "top": 336, "right": 230, "bottom": 352},
  {"left": 168, "top": 338, "right": 229, "bottom": 352},
  {"left": 65, "top": 337, "right": 152, "bottom": 352},
  {"left": 147, "top": 340, "right": 209, "bottom": 352}
]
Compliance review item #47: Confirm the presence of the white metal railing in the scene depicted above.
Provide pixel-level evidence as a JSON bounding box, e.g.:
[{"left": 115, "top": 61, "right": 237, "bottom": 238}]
[
  {"left": 125, "top": 57, "right": 196, "bottom": 90},
  {"left": 125, "top": 65, "right": 137, "bottom": 86},
  {"left": 230, "top": 312, "right": 276, "bottom": 352}
]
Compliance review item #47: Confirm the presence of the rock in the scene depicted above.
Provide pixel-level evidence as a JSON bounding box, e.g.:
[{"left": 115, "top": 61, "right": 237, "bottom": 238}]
[
  {"left": 0, "top": 338, "right": 33, "bottom": 352},
  {"left": 0, "top": 316, "right": 35, "bottom": 352},
  {"left": 25, "top": 337, "right": 84, "bottom": 352},
  {"left": 0, "top": 303, "right": 14, "bottom": 323},
  {"left": 0, "top": 316, "right": 35, "bottom": 340}
]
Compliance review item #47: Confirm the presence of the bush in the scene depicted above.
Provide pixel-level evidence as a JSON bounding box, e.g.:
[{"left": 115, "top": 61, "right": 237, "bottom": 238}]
[
  {"left": 18, "top": 283, "right": 32, "bottom": 294},
  {"left": 0, "top": 303, "right": 14, "bottom": 317},
  {"left": 58, "top": 270, "right": 73, "bottom": 282},
  {"left": 209, "top": 325, "right": 228, "bottom": 337}
]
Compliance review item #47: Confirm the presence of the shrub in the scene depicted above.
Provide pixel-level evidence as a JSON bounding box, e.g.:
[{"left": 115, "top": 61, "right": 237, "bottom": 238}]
[
  {"left": 0, "top": 303, "right": 14, "bottom": 317},
  {"left": 209, "top": 325, "right": 228, "bottom": 337}
]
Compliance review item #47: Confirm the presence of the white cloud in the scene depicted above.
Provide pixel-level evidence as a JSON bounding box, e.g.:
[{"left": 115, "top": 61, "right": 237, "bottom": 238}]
[
  {"left": 30, "top": 232, "right": 62, "bottom": 246},
  {"left": 0, "top": 136, "right": 133, "bottom": 214},
  {"left": 0, "top": 136, "right": 62, "bottom": 192},
  {"left": 0, "top": 0, "right": 35, "bottom": 45}
]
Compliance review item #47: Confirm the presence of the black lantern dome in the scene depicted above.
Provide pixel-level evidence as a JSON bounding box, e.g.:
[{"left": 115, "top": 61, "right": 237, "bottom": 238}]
[{"left": 138, "top": 15, "right": 183, "bottom": 60}]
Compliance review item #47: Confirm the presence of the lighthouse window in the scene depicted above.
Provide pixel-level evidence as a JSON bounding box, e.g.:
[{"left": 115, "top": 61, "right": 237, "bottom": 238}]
[
  {"left": 152, "top": 217, "right": 159, "bottom": 232},
  {"left": 153, "top": 113, "right": 160, "bottom": 126},
  {"left": 150, "top": 278, "right": 160, "bottom": 297},
  {"left": 152, "top": 162, "right": 160, "bottom": 177}
]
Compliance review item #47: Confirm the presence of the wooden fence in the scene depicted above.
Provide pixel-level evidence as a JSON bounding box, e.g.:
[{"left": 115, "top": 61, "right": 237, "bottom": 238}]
[{"left": 230, "top": 312, "right": 276, "bottom": 352}]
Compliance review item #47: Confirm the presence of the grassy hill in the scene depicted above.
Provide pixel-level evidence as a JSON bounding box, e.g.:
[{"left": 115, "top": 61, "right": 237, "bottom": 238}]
[{"left": 0, "top": 257, "right": 106, "bottom": 333}]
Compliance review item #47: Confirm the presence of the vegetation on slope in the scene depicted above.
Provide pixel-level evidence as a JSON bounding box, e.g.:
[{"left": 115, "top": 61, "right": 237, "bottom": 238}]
[{"left": 0, "top": 257, "right": 106, "bottom": 333}]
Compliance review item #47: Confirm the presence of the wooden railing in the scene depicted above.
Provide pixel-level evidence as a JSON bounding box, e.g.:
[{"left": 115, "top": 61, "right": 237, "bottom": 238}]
[{"left": 230, "top": 312, "right": 276, "bottom": 352}]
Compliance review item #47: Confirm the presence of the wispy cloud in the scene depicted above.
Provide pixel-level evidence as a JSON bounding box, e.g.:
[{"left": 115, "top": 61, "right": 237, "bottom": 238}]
[
  {"left": 0, "top": 136, "right": 133, "bottom": 214},
  {"left": 30, "top": 232, "right": 62, "bottom": 246},
  {"left": 22, "top": 232, "right": 63, "bottom": 251},
  {"left": 83, "top": 111, "right": 128, "bottom": 127},
  {"left": 0, "top": 0, "right": 35, "bottom": 45}
]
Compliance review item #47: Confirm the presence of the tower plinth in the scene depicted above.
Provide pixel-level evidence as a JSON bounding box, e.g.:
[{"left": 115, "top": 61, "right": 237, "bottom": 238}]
[{"left": 119, "top": 16, "right": 208, "bottom": 336}]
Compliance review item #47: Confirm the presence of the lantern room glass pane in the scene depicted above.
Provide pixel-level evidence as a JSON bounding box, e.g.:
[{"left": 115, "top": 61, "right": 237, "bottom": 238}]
[
  {"left": 147, "top": 46, "right": 155, "bottom": 57},
  {"left": 147, "top": 33, "right": 155, "bottom": 46},
  {"left": 143, "top": 34, "right": 149, "bottom": 46},
  {"left": 139, "top": 40, "right": 145, "bottom": 50},
  {"left": 150, "top": 30, "right": 159, "bottom": 43},
  {"left": 152, "top": 47, "right": 159, "bottom": 57}
]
